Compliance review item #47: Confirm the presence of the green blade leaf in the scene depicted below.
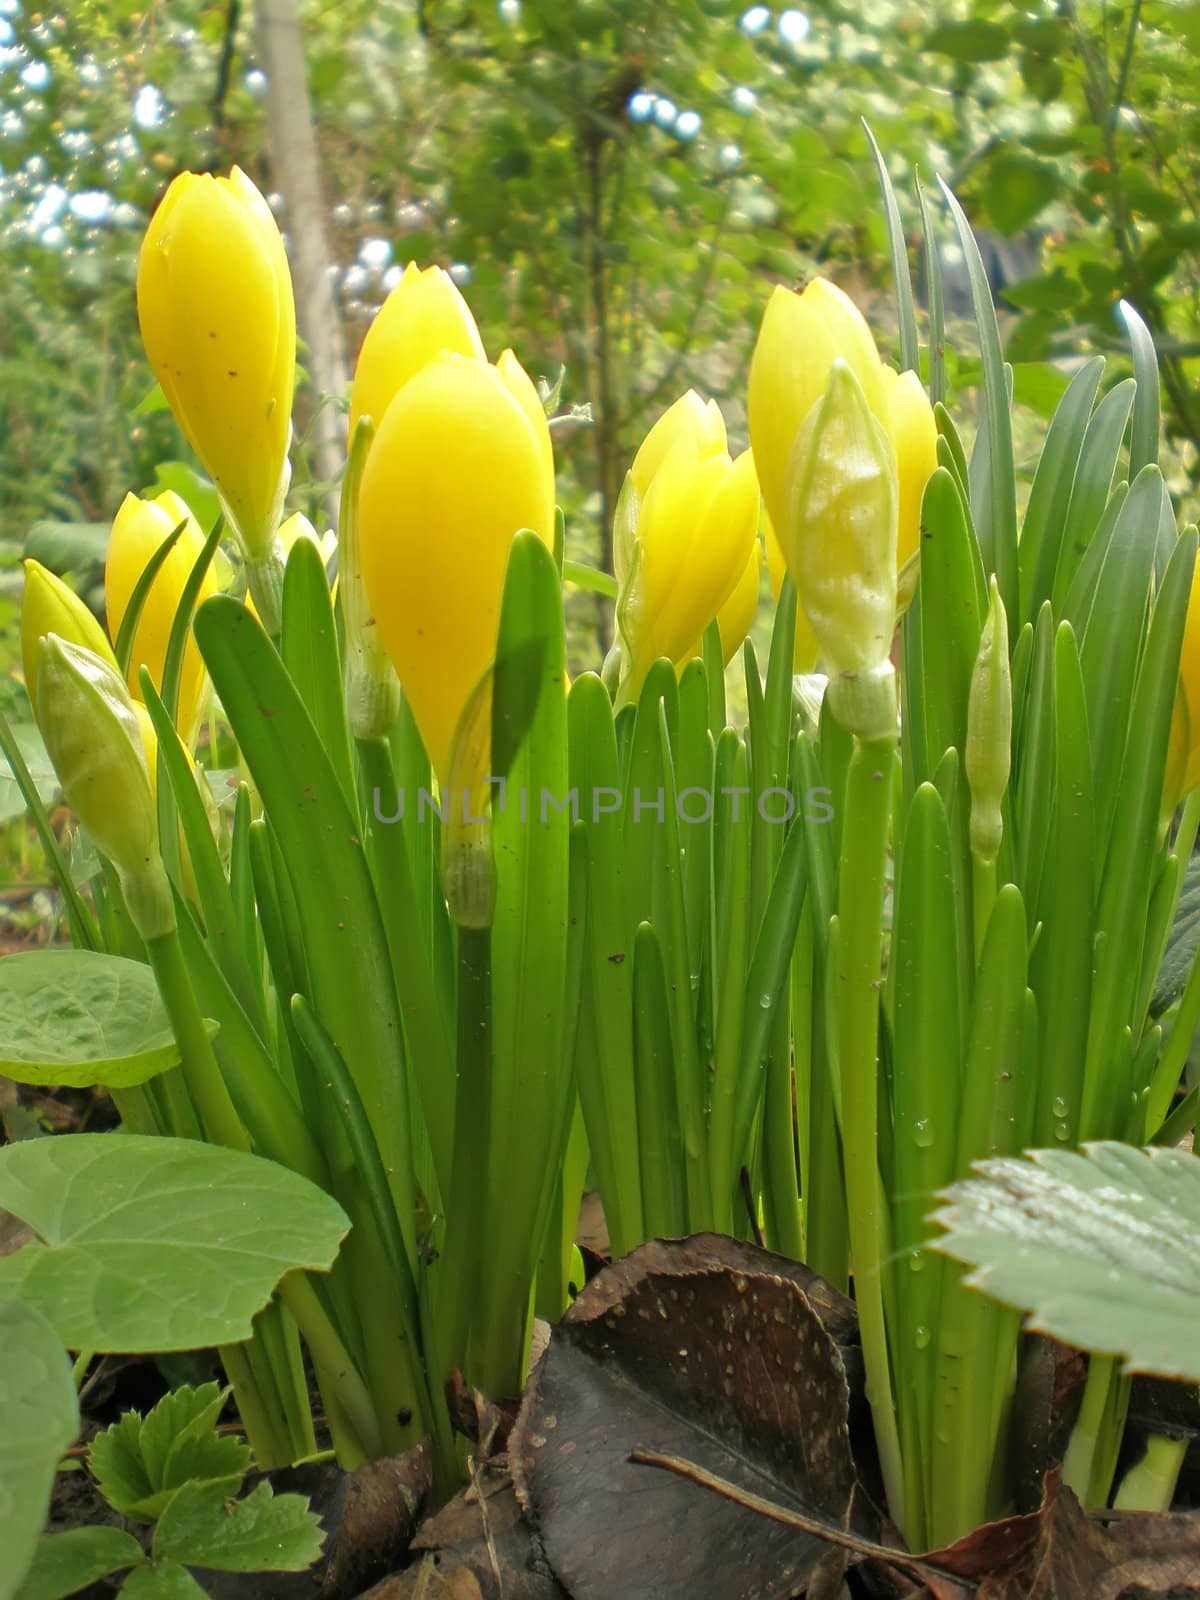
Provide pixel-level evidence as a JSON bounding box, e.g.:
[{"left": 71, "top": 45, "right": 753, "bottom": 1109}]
[
  {"left": 0, "top": 950, "right": 211, "bottom": 1089},
  {"left": 0, "top": 1303, "right": 79, "bottom": 1600},
  {"left": 1117, "top": 299, "right": 1160, "bottom": 481},
  {"left": 16, "top": 1527, "right": 144, "bottom": 1600},
  {"left": 0, "top": 1135, "right": 349, "bottom": 1352},
  {"left": 281, "top": 535, "right": 357, "bottom": 812},
  {"left": 863, "top": 121, "right": 919, "bottom": 373},
  {"left": 931, "top": 1143, "right": 1200, "bottom": 1381},
  {"left": 152, "top": 1479, "right": 324, "bottom": 1573},
  {"left": 938, "top": 177, "right": 1018, "bottom": 638}
]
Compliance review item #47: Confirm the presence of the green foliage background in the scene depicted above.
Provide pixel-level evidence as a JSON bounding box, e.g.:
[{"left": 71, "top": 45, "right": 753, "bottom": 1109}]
[{"left": 0, "top": 0, "right": 1197, "bottom": 663}]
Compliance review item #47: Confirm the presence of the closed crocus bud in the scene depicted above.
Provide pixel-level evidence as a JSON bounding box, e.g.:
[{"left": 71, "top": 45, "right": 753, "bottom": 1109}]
[
  {"left": 1164, "top": 558, "right": 1200, "bottom": 821},
  {"left": 965, "top": 578, "right": 1013, "bottom": 864},
  {"left": 748, "top": 278, "right": 888, "bottom": 547},
  {"left": 764, "top": 513, "right": 820, "bottom": 673},
  {"left": 137, "top": 167, "right": 294, "bottom": 630},
  {"left": 36, "top": 636, "right": 173, "bottom": 940},
  {"left": 714, "top": 537, "right": 762, "bottom": 666},
  {"left": 105, "top": 491, "right": 217, "bottom": 742},
  {"left": 879, "top": 364, "right": 938, "bottom": 595},
  {"left": 616, "top": 392, "right": 759, "bottom": 702},
  {"left": 349, "top": 262, "right": 486, "bottom": 437},
  {"left": 358, "top": 351, "right": 555, "bottom": 786},
  {"left": 784, "top": 359, "right": 899, "bottom": 740},
  {"left": 20, "top": 559, "right": 117, "bottom": 721}
]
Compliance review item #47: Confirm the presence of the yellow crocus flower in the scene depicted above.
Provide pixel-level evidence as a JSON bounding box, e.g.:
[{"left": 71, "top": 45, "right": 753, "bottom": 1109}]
[
  {"left": 20, "top": 559, "right": 117, "bottom": 720},
  {"left": 879, "top": 363, "right": 939, "bottom": 580},
  {"left": 105, "top": 491, "right": 218, "bottom": 742},
  {"left": 349, "top": 262, "right": 486, "bottom": 437},
  {"left": 615, "top": 391, "right": 760, "bottom": 701},
  {"left": 357, "top": 351, "right": 555, "bottom": 785},
  {"left": 137, "top": 167, "right": 295, "bottom": 563}
]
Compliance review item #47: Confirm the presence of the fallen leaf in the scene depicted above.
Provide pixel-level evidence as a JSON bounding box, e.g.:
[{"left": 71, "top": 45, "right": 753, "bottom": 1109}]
[{"left": 510, "top": 1234, "right": 865, "bottom": 1600}]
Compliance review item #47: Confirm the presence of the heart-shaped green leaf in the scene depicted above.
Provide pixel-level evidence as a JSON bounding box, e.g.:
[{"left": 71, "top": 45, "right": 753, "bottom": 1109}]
[
  {"left": 0, "top": 950, "right": 216, "bottom": 1089},
  {"left": 0, "top": 1135, "right": 349, "bottom": 1352}
]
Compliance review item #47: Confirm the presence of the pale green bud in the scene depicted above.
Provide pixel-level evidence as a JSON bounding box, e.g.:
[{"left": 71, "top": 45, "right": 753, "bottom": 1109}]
[
  {"left": 784, "top": 359, "right": 899, "bottom": 741},
  {"left": 966, "top": 577, "right": 1012, "bottom": 864},
  {"left": 36, "top": 635, "right": 174, "bottom": 939}
]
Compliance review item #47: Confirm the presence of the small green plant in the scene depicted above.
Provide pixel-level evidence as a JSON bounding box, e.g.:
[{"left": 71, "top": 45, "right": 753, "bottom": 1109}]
[{"left": 18, "top": 1382, "right": 323, "bottom": 1600}]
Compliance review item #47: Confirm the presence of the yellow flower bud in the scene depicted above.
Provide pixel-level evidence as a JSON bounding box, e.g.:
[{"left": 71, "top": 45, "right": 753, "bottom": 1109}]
[
  {"left": 105, "top": 491, "right": 218, "bottom": 742},
  {"left": 714, "top": 537, "right": 762, "bottom": 666},
  {"left": 615, "top": 392, "right": 759, "bottom": 701},
  {"left": 349, "top": 262, "right": 485, "bottom": 436},
  {"left": 20, "top": 559, "right": 117, "bottom": 721},
  {"left": 495, "top": 348, "right": 554, "bottom": 491},
  {"left": 879, "top": 364, "right": 938, "bottom": 574},
  {"left": 358, "top": 351, "right": 555, "bottom": 784},
  {"left": 136, "top": 167, "right": 295, "bottom": 562},
  {"left": 783, "top": 359, "right": 898, "bottom": 739},
  {"left": 748, "top": 278, "right": 888, "bottom": 546},
  {"left": 764, "top": 513, "right": 820, "bottom": 674},
  {"left": 630, "top": 390, "right": 726, "bottom": 500},
  {"left": 36, "top": 636, "right": 173, "bottom": 939},
  {"left": 965, "top": 577, "right": 1013, "bottom": 864}
]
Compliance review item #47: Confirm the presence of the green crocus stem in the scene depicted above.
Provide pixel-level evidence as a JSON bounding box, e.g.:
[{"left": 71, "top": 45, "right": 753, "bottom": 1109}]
[
  {"left": 218, "top": 1340, "right": 294, "bottom": 1470},
  {"left": 436, "top": 925, "right": 492, "bottom": 1389},
  {"left": 1062, "top": 1354, "right": 1131, "bottom": 1507},
  {"left": 1113, "top": 1432, "right": 1188, "bottom": 1512},
  {"left": 837, "top": 729, "right": 905, "bottom": 1533},
  {"left": 971, "top": 856, "right": 997, "bottom": 967},
  {"left": 144, "top": 927, "right": 251, "bottom": 1153},
  {"left": 244, "top": 543, "right": 286, "bottom": 641},
  {"left": 278, "top": 1272, "right": 384, "bottom": 1463},
  {"left": 107, "top": 1085, "right": 161, "bottom": 1137}
]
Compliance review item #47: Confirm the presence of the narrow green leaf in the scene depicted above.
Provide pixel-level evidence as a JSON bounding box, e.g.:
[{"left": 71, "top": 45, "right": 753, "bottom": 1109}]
[
  {"left": 486, "top": 532, "right": 575, "bottom": 1363},
  {"left": 1052, "top": 380, "right": 1136, "bottom": 614},
  {"left": 918, "top": 468, "right": 986, "bottom": 769},
  {"left": 939, "top": 178, "right": 1017, "bottom": 637},
  {"left": 114, "top": 519, "right": 188, "bottom": 679},
  {"left": 0, "top": 707, "right": 97, "bottom": 950},
  {"left": 1117, "top": 300, "right": 1160, "bottom": 480},
  {"left": 632, "top": 921, "right": 687, "bottom": 1238},
  {"left": 1017, "top": 357, "right": 1105, "bottom": 625},
  {"left": 864, "top": 121, "right": 919, "bottom": 373},
  {"left": 193, "top": 595, "right": 415, "bottom": 1260},
  {"left": 918, "top": 175, "right": 946, "bottom": 407},
  {"left": 281, "top": 536, "right": 357, "bottom": 811},
  {"left": 561, "top": 559, "right": 617, "bottom": 599}
]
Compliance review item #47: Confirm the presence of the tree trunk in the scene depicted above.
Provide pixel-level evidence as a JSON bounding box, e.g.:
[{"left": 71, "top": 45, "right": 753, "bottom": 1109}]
[{"left": 254, "top": 0, "right": 347, "bottom": 528}]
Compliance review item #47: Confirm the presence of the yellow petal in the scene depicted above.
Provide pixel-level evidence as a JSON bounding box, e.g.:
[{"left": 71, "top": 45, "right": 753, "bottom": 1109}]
[
  {"left": 715, "top": 536, "right": 762, "bottom": 666},
  {"left": 349, "top": 263, "right": 486, "bottom": 436},
  {"left": 358, "top": 353, "right": 554, "bottom": 782},
  {"left": 136, "top": 169, "right": 294, "bottom": 556},
  {"left": 880, "top": 365, "right": 938, "bottom": 570},
  {"left": 748, "top": 278, "right": 886, "bottom": 544},
  {"left": 764, "top": 512, "right": 820, "bottom": 672},
  {"left": 494, "top": 349, "right": 555, "bottom": 501},
  {"left": 20, "top": 560, "right": 117, "bottom": 720},
  {"left": 105, "top": 490, "right": 217, "bottom": 739},
  {"left": 631, "top": 389, "right": 727, "bottom": 499}
]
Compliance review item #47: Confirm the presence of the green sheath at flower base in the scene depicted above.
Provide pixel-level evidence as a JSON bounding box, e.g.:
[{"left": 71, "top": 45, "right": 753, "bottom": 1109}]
[
  {"left": 783, "top": 358, "right": 899, "bottom": 740},
  {"left": 965, "top": 577, "right": 1013, "bottom": 864},
  {"left": 36, "top": 635, "right": 174, "bottom": 939}
]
